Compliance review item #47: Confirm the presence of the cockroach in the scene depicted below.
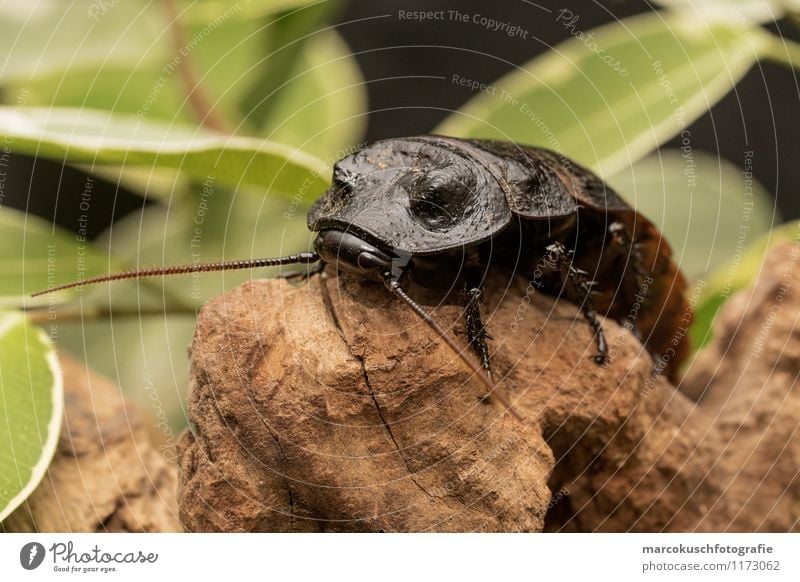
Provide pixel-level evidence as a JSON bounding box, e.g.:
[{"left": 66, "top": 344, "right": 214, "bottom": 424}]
[{"left": 34, "top": 136, "right": 690, "bottom": 419}]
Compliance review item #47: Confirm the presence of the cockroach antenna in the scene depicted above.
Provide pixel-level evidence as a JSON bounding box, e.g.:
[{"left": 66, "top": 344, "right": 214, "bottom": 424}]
[
  {"left": 31, "top": 242, "right": 521, "bottom": 419},
  {"left": 30, "top": 252, "right": 321, "bottom": 297}
]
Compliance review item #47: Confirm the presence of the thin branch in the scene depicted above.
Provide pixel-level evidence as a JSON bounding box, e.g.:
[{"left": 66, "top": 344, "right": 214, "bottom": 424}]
[
  {"left": 162, "top": 0, "right": 232, "bottom": 133},
  {"left": 25, "top": 305, "right": 198, "bottom": 325}
]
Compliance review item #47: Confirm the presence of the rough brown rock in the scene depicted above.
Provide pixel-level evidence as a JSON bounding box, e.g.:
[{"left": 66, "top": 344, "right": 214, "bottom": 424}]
[
  {"left": 178, "top": 271, "right": 555, "bottom": 532},
  {"left": 549, "top": 242, "right": 800, "bottom": 532},
  {"left": 681, "top": 242, "right": 800, "bottom": 532},
  {"left": 178, "top": 244, "right": 800, "bottom": 532},
  {"left": 4, "top": 356, "right": 180, "bottom": 532}
]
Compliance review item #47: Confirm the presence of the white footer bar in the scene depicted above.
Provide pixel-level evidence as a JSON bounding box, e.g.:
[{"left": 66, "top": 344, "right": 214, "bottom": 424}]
[{"left": 1, "top": 533, "right": 797, "bottom": 581}]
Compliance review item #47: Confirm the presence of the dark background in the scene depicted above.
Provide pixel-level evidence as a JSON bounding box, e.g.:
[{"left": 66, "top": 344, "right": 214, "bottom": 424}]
[
  {"left": 337, "top": 0, "right": 800, "bottom": 218},
  {"left": 5, "top": 0, "right": 800, "bottom": 235}
]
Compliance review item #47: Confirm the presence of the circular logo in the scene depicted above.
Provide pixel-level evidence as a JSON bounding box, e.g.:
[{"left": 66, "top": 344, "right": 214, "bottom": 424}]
[{"left": 19, "top": 542, "right": 46, "bottom": 570}]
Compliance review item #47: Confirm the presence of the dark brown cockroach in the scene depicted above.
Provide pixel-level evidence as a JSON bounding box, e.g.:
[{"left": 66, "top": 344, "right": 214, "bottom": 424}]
[{"left": 35, "top": 136, "right": 691, "bottom": 419}]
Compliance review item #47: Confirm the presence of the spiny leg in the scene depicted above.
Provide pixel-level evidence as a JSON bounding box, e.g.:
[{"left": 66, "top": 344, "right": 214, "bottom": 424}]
[
  {"left": 545, "top": 242, "right": 608, "bottom": 365},
  {"left": 463, "top": 283, "right": 493, "bottom": 381},
  {"left": 462, "top": 253, "right": 494, "bottom": 380},
  {"left": 382, "top": 271, "right": 521, "bottom": 420},
  {"left": 583, "top": 306, "right": 609, "bottom": 365}
]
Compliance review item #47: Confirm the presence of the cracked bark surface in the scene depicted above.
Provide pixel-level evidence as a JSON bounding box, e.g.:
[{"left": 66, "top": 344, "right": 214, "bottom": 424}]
[
  {"left": 178, "top": 243, "right": 800, "bottom": 532},
  {"left": 4, "top": 356, "right": 181, "bottom": 532}
]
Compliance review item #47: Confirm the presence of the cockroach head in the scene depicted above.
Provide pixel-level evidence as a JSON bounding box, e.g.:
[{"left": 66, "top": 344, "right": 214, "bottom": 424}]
[
  {"left": 313, "top": 229, "right": 395, "bottom": 279},
  {"left": 307, "top": 138, "right": 511, "bottom": 256}
]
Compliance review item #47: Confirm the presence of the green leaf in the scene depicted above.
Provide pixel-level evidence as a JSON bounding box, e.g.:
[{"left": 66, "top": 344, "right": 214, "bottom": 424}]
[
  {"left": 180, "top": 10, "right": 285, "bottom": 128},
  {"left": 691, "top": 221, "right": 800, "bottom": 349},
  {"left": 0, "top": 311, "right": 63, "bottom": 522},
  {"left": 12, "top": 68, "right": 192, "bottom": 125},
  {"left": 0, "top": 0, "right": 323, "bottom": 86},
  {"left": 0, "top": 107, "right": 331, "bottom": 198},
  {"left": 2, "top": 1, "right": 358, "bottom": 190},
  {"left": 2, "top": 1, "right": 358, "bottom": 147},
  {"left": 436, "top": 11, "right": 770, "bottom": 177},
  {"left": 53, "top": 186, "right": 314, "bottom": 435},
  {"left": 237, "top": 2, "right": 341, "bottom": 130},
  {"left": 652, "top": 0, "right": 795, "bottom": 23},
  {"left": 760, "top": 34, "right": 800, "bottom": 71},
  {"left": 2, "top": 17, "right": 256, "bottom": 149},
  {"left": 99, "top": 187, "right": 313, "bottom": 304},
  {"left": 0, "top": 1, "right": 166, "bottom": 85},
  {"left": 180, "top": 0, "right": 326, "bottom": 25},
  {"left": 609, "top": 150, "right": 776, "bottom": 279},
  {"left": 0, "top": 208, "right": 110, "bottom": 308},
  {"left": 257, "top": 31, "right": 368, "bottom": 160}
]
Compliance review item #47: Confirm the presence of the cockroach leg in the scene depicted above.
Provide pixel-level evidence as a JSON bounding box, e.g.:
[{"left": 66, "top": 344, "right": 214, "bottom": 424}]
[
  {"left": 583, "top": 307, "right": 609, "bottom": 365},
  {"left": 545, "top": 242, "right": 609, "bottom": 365},
  {"left": 383, "top": 271, "right": 521, "bottom": 420},
  {"left": 463, "top": 283, "right": 493, "bottom": 381}
]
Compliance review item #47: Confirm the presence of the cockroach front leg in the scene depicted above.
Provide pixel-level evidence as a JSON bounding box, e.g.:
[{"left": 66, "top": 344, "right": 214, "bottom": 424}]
[
  {"left": 545, "top": 242, "right": 609, "bottom": 365},
  {"left": 463, "top": 282, "right": 494, "bottom": 380}
]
